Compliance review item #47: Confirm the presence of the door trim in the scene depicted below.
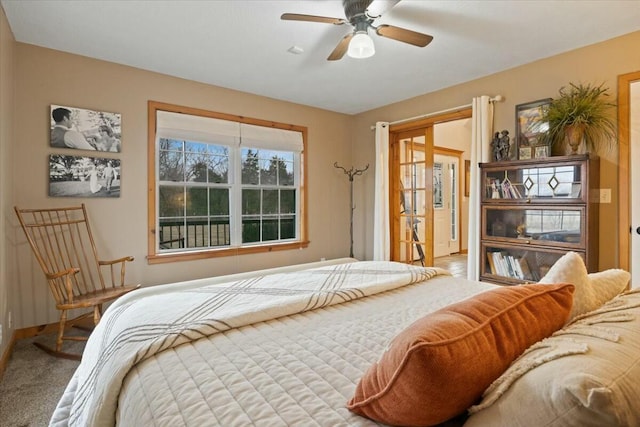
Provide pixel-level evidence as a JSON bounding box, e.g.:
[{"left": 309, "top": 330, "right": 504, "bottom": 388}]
[
  {"left": 434, "top": 147, "right": 464, "bottom": 255},
  {"left": 388, "top": 108, "right": 472, "bottom": 266},
  {"left": 618, "top": 71, "right": 640, "bottom": 270}
]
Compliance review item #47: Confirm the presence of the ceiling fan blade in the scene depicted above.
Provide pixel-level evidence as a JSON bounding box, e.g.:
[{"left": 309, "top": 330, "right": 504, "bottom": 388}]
[
  {"left": 281, "top": 13, "right": 346, "bottom": 25},
  {"left": 376, "top": 24, "right": 433, "bottom": 47},
  {"left": 327, "top": 33, "right": 354, "bottom": 61}
]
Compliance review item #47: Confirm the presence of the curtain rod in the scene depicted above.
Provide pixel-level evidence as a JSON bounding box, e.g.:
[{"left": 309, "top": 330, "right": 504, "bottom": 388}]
[{"left": 370, "top": 95, "right": 504, "bottom": 130}]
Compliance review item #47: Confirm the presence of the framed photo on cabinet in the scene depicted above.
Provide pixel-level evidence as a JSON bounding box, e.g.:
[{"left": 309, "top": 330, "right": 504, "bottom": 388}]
[
  {"left": 518, "top": 146, "right": 532, "bottom": 160},
  {"left": 515, "top": 98, "right": 551, "bottom": 159},
  {"left": 534, "top": 144, "right": 550, "bottom": 159}
]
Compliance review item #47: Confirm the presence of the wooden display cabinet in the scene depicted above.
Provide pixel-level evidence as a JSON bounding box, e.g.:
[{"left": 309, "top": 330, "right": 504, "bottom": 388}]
[{"left": 479, "top": 154, "right": 599, "bottom": 285}]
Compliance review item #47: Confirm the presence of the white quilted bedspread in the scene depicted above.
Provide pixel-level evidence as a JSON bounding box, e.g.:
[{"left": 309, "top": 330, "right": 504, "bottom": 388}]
[{"left": 51, "top": 260, "right": 496, "bottom": 427}]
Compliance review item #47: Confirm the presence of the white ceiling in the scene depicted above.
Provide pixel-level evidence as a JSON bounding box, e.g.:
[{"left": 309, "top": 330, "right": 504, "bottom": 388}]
[{"left": 2, "top": 0, "right": 640, "bottom": 115}]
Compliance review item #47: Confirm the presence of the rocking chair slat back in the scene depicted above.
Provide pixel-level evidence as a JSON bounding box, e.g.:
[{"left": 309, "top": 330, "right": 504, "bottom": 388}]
[{"left": 16, "top": 205, "right": 104, "bottom": 305}]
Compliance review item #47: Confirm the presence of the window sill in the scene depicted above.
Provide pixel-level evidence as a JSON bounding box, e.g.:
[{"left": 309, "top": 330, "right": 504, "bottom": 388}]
[{"left": 147, "top": 240, "right": 310, "bottom": 264}]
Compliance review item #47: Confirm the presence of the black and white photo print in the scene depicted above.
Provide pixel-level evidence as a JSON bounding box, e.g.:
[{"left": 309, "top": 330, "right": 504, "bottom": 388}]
[{"left": 50, "top": 104, "right": 122, "bottom": 152}]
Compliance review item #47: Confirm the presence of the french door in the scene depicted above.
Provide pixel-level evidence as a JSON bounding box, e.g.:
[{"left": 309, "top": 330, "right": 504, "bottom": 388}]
[
  {"left": 390, "top": 128, "right": 434, "bottom": 266},
  {"left": 388, "top": 108, "right": 472, "bottom": 267}
]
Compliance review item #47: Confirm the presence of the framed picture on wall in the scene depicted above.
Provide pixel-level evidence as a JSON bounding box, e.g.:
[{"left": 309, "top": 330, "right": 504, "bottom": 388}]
[
  {"left": 50, "top": 104, "right": 122, "bottom": 152},
  {"left": 49, "top": 154, "right": 121, "bottom": 198},
  {"left": 515, "top": 98, "right": 551, "bottom": 159}
]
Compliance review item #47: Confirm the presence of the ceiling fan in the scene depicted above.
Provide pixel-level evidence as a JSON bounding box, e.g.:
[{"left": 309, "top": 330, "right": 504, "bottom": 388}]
[{"left": 281, "top": 0, "right": 433, "bottom": 61}]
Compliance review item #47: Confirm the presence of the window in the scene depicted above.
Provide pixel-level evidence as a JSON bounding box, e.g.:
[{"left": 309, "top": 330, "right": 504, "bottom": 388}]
[{"left": 148, "top": 102, "right": 308, "bottom": 263}]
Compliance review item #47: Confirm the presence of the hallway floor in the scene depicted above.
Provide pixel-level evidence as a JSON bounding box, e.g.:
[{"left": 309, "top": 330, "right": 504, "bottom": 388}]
[{"left": 433, "top": 253, "right": 467, "bottom": 278}]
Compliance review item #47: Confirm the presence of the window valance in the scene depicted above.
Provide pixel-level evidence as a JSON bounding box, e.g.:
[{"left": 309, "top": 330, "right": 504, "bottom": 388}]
[{"left": 156, "top": 111, "right": 303, "bottom": 152}]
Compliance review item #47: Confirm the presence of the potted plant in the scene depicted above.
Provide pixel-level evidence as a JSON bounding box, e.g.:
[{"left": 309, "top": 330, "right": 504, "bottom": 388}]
[{"left": 538, "top": 82, "right": 616, "bottom": 155}]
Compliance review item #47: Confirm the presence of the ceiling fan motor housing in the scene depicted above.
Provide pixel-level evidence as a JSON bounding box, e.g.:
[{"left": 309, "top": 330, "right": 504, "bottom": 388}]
[{"left": 343, "top": 0, "right": 374, "bottom": 22}]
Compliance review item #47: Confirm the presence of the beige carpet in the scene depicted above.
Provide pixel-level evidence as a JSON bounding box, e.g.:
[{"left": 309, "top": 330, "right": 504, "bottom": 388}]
[{"left": 0, "top": 334, "right": 86, "bottom": 427}]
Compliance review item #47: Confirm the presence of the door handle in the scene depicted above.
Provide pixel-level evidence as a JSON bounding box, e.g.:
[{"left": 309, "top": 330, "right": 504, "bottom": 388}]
[{"left": 637, "top": 227, "right": 640, "bottom": 235}]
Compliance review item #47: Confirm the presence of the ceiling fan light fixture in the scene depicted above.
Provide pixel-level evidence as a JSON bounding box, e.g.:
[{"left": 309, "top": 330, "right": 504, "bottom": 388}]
[{"left": 347, "top": 31, "right": 375, "bottom": 59}]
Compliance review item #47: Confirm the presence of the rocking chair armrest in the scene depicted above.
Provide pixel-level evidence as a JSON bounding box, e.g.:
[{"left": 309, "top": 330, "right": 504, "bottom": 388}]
[
  {"left": 45, "top": 267, "right": 81, "bottom": 281},
  {"left": 98, "top": 256, "right": 135, "bottom": 266},
  {"left": 46, "top": 268, "right": 81, "bottom": 303}
]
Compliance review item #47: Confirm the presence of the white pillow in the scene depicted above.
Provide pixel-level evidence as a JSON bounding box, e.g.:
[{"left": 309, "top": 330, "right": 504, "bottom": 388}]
[
  {"left": 465, "top": 290, "right": 640, "bottom": 427},
  {"left": 538, "top": 251, "right": 629, "bottom": 319}
]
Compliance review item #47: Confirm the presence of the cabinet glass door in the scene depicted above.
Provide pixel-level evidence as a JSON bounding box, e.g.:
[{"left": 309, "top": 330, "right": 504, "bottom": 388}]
[
  {"left": 481, "top": 243, "right": 585, "bottom": 283},
  {"left": 484, "top": 164, "right": 583, "bottom": 202},
  {"left": 483, "top": 206, "right": 585, "bottom": 248}
]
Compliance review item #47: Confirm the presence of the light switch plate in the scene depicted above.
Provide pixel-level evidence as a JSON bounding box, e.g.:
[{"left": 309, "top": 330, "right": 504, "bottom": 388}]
[{"left": 600, "top": 188, "right": 611, "bottom": 203}]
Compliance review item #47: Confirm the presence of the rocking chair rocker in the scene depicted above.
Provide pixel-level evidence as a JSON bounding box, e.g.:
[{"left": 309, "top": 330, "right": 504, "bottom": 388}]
[{"left": 15, "top": 204, "right": 140, "bottom": 360}]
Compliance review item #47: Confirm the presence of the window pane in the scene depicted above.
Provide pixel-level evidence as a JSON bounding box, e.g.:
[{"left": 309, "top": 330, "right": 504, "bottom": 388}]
[
  {"left": 186, "top": 152, "right": 208, "bottom": 183},
  {"left": 185, "top": 217, "right": 208, "bottom": 248},
  {"left": 280, "top": 189, "right": 296, "bottom": 214},
  {"left": 159, "top": 138, "right": 183, "bottom": 151},
  {"left": 241, "top": 149, "right": 260, "bottom": 185},
  {"left": 260, "top": 158, "right": 277, "bottom": 185},
  {"left": 263, "top": 190, "right": 278, "bottom": 214},
  {"left": 208, "top": 154, "right": 228, "bottom": 183},
  {"left": 185, "top": 141, "right": 207, "bottom": 153},
  {"left": 209, "top": 145, "right": 228, "bottom": 156},
  {"left": 278, "top": 152, "right": 294, "bottom": 162},
  {"left": 279, "top": 161, "right": 294, "bottom": 186},
  {"left": 242, "top": 216, "right": 260, "bottom": 243},
  {"left": 159, "top": 185, "right": 184, "bottom": 217},
  {"left": 263, "top": 218, "right": 278, "bottom": 241},
  {"left": 242, "top": 189, "right": 261, "bottom": 214},
  {"left": 209, "top": 188, "right": 229, "bottom": 215},
  {"left": 159, "top": 150, "right": 184, "bottom": 181},
  {"left": 186, "top": 187, "right": 208, "bottom": 216},
  {"left": 281, "top": 215, "right": 296, "bottom": 239},
  {"left": 210, "top": 217, "right": 230, "bottom": 246},
  {"left": 158, "top": 219, "right": 184, "bottom": 250},
  {"left": 260, "top": 150, "right": 280, "bottom": 160}
]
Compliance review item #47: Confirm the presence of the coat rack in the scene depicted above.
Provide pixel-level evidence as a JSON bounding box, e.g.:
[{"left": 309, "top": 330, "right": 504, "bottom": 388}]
[{"left": 334, "top": 162, "right": 369, "bottom": 258}]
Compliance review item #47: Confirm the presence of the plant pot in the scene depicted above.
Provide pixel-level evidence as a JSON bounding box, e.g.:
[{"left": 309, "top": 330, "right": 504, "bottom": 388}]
[{"left": 564, "top": 124, "right": 586, "bottom": 155}]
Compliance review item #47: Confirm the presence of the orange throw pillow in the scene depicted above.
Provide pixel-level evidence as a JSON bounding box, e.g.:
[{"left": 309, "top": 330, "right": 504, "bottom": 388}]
[{"left": 347, "top": 283, "right": 574, "bottom": 426}]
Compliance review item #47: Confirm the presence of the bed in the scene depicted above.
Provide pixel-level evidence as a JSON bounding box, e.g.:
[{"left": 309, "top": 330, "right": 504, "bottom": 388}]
[{"left": 50, "top": 256, "right": 640, "bottom": 427}]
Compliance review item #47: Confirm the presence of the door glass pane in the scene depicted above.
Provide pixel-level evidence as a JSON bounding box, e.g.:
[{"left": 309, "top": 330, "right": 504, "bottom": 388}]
[
  {"left": 433, "top": 162, "right": 443, "bottom": 208},
  {"left": 396, "top": 135, "right": 427, "bottom": 265}
]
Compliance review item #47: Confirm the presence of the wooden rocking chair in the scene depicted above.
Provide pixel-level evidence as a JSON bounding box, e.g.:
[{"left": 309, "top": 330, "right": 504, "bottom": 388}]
[{"left": 15, "top": 204, "right": 140, "bottom": 360}]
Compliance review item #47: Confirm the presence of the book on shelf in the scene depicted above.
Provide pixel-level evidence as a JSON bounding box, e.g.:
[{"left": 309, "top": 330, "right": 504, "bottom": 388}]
[
  {"left": 487, "top": 252, "right": 498, "bottom": 274},
  {"left": 490, "top": 251, "right": 508, "bottom": 277},
  {"left": 488, "top": 251, "right": 528, "bottom": 280},
  {"left": 486, "top": 177, "right": 523, "bottom": 199}
]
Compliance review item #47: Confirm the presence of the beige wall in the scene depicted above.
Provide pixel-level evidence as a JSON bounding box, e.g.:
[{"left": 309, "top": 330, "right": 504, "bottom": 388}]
[
  {"left": 0, "top": 6, "right": 15, "bottom": 359},
  {"left": 352, "top": 30, "right": 640, "bottom": 269},
  {"left": 10, "top": 43, "right": 354, "bottom": 329}
]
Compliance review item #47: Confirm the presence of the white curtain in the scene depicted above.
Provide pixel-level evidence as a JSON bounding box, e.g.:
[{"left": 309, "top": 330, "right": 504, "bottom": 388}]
[
  {"left": 373, "top": 122, "right": 390, "bottom": 261},
  {"left": 467, "top": 96, "right": 494, "bottom": 280}
]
